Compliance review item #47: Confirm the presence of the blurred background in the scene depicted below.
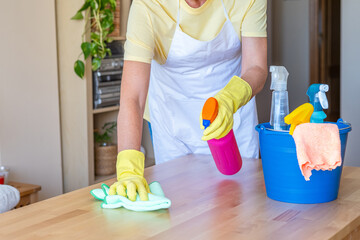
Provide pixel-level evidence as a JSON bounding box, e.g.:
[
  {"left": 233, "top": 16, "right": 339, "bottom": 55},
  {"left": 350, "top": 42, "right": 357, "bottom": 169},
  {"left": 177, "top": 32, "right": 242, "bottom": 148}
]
[{"left": 0, "top": 0, "right": 359, "bottom": 201}]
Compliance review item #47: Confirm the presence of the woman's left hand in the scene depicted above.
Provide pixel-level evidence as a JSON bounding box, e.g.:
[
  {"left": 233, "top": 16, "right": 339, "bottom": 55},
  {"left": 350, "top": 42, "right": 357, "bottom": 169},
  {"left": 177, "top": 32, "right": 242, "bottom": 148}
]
[{"left": 201, "top": 76, "right": 252, "bottom": 141}]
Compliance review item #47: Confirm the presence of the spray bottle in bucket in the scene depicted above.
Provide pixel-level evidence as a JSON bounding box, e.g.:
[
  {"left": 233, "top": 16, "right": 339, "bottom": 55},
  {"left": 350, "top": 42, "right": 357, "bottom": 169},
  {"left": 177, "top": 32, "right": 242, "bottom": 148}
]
[
  {"left": 306, "top": 84, "right": 329, "bottom": 123},
  {"left": 269, "top": 66, "right": 290, "bottom": 130},
  {"left": 202, "top": 97, "right": 242, "bottom": 175}
]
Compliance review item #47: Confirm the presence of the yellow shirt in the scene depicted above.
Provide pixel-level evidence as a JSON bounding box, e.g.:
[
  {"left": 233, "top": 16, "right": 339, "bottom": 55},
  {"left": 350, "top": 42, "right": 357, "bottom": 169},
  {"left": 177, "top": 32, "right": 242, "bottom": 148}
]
[{"left": 124, "top": 0, "right": 267, "bottom": 65}]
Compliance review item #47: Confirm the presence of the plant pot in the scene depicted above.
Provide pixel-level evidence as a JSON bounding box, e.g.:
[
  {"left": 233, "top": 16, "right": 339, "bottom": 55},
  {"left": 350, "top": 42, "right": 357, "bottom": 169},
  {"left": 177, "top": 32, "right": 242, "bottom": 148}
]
[{"left": 95, "top": 145, "right": 117, "bottom": 176}]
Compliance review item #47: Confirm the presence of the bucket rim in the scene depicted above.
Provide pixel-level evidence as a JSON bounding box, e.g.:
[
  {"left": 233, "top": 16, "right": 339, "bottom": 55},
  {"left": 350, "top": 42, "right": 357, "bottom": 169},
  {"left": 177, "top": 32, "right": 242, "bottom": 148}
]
[{"left": 256, "top": 118, "right": 351, "bottom": 133}]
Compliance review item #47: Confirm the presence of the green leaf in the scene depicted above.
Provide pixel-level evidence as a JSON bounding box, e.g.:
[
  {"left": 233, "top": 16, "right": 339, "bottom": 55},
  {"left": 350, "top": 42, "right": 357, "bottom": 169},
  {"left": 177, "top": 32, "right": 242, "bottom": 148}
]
[
  {"left": 99, "top": 50, "right": 107, "bottom": 59},
  {"left": 94, "top": 121, "right": 117, "bottom": 144},
  {"left": 102, "top": 10, "right": 113, "bottom": 23},
  {"left": 105, "top": 47, "right": 112, "bottom": 57},
  {"left": 103, "top": 9, "right": 113, "bottom": 18},
  {"left": 91, "top": 32, "right": 100, "bottom": 42},
  {"left": 91, "top": 42, "right": 98, "bottom": 55},
  {"left": 90, "top": 0, "right": 97, "bottom": 9},
  {"left": 101, "top": 19, "right": 112, "bottom": 29},
  {"left": 101, "top": 0, "right": 110, "bottom": 9},
  {"left": 108, "top": 24, "right": 115, "bottom": 34},
  {"left": 109, "top": 0, "right": 117, "bottom": 10},
  {"left": 102, "top": 30, "right": 109, "bottom": 38},
  {"left": 71, "top": 12, "right": 84, "bottom": 20},
  {"left": 92, "top": 58, "right": 101, "bottom": 71},
  {"left": 78, "top": 1, "right": 90, "bottom": 12},
  {"left": 81, "top": 42, "right": 92, "bottom": 59},
  {"left": 74, "top": 60, "right": 85, "bottom": 78}
]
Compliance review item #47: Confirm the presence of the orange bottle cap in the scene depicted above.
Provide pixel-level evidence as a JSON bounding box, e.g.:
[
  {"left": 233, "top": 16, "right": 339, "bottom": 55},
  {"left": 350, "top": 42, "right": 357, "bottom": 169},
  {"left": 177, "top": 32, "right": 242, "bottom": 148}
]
[{"left": 202, "top": 97, "right": 218, "bottom": 123}]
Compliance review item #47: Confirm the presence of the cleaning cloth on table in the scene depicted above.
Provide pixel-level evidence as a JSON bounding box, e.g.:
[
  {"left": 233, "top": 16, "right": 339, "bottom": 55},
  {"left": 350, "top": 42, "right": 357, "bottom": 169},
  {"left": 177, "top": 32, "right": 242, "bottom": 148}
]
[
  {"left": 292, "top": 123, "right": 341, "bottom": 181},
  {"left": 91, "top": 181, "right": 171, "bottom": 211},
  {"left": 0, "top": 185, "right": 20, "bottom": 213}
]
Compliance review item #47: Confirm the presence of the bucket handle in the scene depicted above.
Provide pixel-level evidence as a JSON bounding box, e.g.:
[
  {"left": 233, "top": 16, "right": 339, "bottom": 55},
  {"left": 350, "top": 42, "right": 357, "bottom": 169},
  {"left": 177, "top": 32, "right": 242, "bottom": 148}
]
[
  {"left": 337, "top": 118, "right": 352, "bottom": 127},
  {"left": 255, "top": 124, "right": 266, "bottom": 133}
]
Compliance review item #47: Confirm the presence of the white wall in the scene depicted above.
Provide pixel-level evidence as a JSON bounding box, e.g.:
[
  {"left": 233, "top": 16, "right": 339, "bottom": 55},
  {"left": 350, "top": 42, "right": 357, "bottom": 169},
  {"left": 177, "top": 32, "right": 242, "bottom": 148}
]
[
  {"left": 56, "top": 0, "right": 94, "bottom": 192},
  {"left": 256, "top": 0, "right": 272, "bottom": 123},
  {"left": 271, "top": 0, "right": 310, "bottom": 112},
  {"left": 341, "top": 0, "right": 360, "bottom": 166},
  {"left": 258, "top": 0, "right": 310, "bottom": 123},
  {"left": 0, "top": 0, "right": 63, "bottom": 199}
]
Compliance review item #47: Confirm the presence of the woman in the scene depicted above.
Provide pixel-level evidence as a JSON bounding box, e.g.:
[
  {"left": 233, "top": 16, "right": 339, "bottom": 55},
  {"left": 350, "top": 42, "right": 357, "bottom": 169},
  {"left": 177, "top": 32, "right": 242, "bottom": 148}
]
[{"left": 109, "top": 0, "right": 268, "bottom": 201}]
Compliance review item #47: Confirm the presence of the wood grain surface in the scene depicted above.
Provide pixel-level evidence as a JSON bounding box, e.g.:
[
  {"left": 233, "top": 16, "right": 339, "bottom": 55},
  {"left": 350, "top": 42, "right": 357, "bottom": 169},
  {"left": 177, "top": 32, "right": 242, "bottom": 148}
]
[{"left": 1, "top": 155, "right": 360, "bottom": 240}]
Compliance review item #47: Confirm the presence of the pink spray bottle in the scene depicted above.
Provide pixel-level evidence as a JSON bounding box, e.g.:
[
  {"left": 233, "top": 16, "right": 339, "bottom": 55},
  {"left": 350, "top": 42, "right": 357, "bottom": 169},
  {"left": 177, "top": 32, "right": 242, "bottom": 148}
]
[{"left": 202, "top": 97, "right": 242, "bottom": 175}]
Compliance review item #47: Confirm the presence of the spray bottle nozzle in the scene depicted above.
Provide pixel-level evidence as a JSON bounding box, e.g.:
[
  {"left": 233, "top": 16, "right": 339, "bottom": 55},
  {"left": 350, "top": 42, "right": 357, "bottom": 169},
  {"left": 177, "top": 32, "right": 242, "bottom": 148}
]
[
  {"left": 270, "top": 66, "right": 289, "bottom": 91},
  {"left": 318, "top": 85, "right": 329, "bottom": 109},
  {"left": 307, "top": 84, "right": 329, "bottom": 110},
  {"left": 319, "top": 84, "right": 329, "bottom": 92},
  {"left": 306, "top": 84, "right": 329, "bottom": 123}
]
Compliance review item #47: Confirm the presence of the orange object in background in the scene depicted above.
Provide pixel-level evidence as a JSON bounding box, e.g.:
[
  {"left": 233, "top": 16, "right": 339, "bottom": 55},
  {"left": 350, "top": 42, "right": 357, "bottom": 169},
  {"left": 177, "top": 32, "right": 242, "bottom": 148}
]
[{"left": 202, "top": 97, "right": 218, "bottom": 128}]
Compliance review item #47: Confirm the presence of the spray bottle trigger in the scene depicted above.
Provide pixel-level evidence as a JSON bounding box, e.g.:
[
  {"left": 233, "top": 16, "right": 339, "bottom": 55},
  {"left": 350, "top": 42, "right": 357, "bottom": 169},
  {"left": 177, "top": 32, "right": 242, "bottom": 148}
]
[{"left": 318, "top": 91, "right": 328, "bottom": 109}]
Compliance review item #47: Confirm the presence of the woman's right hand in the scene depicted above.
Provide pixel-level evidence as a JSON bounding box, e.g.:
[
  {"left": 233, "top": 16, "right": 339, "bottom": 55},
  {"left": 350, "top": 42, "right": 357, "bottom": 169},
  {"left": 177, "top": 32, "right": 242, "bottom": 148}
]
[
  {"left": 109, "top": 150, "right": 150, "bottom": 201},
  {"left": 112, "top": 60, "right": 151, "bottom": 201}
]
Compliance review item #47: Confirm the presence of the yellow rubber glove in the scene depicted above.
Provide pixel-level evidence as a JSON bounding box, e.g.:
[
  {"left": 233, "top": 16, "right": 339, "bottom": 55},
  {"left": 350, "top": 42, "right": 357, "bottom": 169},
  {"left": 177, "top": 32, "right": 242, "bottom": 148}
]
[
  {"left": 109, "top": 150, "right": 150, "bottom": 201},
  {"left": 201, "top": 76, "right": 252, "bottom": 141}
]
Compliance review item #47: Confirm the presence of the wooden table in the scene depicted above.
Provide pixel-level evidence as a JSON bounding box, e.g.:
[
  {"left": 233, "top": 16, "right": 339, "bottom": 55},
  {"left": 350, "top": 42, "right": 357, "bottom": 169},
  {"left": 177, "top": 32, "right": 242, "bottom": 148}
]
[
  {"left": 1, "top": 155, "right": 360, "bottom": 240},
  {"left": 8, "top": 182, "right": 41, "bottom": 208}
]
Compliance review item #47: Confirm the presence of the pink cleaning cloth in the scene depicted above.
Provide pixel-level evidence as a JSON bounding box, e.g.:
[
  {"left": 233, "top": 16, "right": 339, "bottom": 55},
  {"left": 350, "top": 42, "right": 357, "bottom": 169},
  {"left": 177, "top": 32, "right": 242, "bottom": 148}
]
[{"left": 292, "top": 123, "right": 341, "bottom": 181}]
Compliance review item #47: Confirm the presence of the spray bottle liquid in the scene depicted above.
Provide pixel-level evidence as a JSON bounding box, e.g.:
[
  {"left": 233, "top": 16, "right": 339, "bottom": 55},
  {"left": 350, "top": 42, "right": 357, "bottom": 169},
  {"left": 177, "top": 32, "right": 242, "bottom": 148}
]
[
  {"left": 269, "top": 66, "right": 290, "bottom": 130},
  {"left": 306, "top": 84, "right": 329, "bottom": 123},
  {"left": 202, "top": 97, "right": 242, "bottom": 175}
]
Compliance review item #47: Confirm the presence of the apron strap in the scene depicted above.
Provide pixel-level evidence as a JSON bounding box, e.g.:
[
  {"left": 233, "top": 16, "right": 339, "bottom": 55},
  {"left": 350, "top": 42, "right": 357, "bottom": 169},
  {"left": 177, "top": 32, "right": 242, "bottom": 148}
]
[
  {"left": 220, "top": 0, "right": 230, "bottom": 21},
  {"left": 177, "top": 0, "right": 230, "bottom": 27},
  {"left": 176, "top": 0, "right": 180, "bottom": 28}
]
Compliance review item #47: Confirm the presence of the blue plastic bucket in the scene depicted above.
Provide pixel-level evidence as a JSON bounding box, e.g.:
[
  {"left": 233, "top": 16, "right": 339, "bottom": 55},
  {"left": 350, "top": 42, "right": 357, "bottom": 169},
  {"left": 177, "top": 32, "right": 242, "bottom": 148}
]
[{"left": 255, "top": 119, "right": 352, "bottom": 204}]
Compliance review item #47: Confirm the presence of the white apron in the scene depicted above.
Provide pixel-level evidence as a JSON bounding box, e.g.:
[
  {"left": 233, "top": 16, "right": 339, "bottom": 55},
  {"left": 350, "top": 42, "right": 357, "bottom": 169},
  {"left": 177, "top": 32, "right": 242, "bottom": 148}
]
[{"left": 149, "top": 0, "right": 259, "bottom": 164}]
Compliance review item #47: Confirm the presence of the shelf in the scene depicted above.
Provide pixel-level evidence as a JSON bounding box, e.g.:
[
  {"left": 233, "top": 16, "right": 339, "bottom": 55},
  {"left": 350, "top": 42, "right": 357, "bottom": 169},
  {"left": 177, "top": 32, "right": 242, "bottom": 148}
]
[
  {"left": 95, "top": 174, "right": 116, "bottom": 184},
  {"left": 93, "top": 105, "right": 119, "bottom": 114},
  {"left": 111, "top": 36, "right": 126, "bottom": 41}
]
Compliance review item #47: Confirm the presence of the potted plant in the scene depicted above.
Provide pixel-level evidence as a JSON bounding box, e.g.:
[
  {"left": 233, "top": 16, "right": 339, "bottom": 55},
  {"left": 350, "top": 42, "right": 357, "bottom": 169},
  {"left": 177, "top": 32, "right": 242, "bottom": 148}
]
[
  {"left": 94, "top": 121, "right": 117, "bottom": 176},
  {"left": 71, "top": 0, "right": 117, "bottom": 78}
]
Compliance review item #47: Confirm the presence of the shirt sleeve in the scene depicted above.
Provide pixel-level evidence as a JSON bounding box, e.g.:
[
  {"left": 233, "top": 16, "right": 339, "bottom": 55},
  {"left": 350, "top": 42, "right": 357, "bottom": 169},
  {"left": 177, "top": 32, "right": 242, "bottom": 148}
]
[
  {"left": 241, "top": 0, "right": 267, "bottom": 37},
  {"left": 124, "top": 0, "right": 155, "bottom": 63}
]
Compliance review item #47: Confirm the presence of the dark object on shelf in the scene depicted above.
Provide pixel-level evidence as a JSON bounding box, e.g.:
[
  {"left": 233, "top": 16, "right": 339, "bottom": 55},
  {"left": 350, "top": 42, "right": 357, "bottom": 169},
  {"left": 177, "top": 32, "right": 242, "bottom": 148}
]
[
  {"left": 106, "top": 40, "right": 124, "bottom": 58},
  {"left": 93, "top": 41, "right": 124, "bottom": 109}
]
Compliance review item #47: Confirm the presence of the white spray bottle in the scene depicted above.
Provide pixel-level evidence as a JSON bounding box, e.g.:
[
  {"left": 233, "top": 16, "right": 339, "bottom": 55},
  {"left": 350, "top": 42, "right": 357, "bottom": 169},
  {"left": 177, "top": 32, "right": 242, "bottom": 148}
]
[{"left": 269, "top": 66, "right": 289, "bottom": 130}]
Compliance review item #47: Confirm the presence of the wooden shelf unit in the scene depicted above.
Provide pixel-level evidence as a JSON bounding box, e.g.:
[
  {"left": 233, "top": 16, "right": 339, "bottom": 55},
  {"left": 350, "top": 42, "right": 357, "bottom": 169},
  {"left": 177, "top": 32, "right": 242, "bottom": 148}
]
[
  {"left": 93, "top": 105, "right": 120, "bottom": 114},
  {"left": 94, "top": 174, "right": 117, "bottom": 184},
  {"left": 111, "top": 36, "right": 126, "bottom": 41},
  {"left": 58, "top": 0, "right": 134, "bottom": 193}
]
